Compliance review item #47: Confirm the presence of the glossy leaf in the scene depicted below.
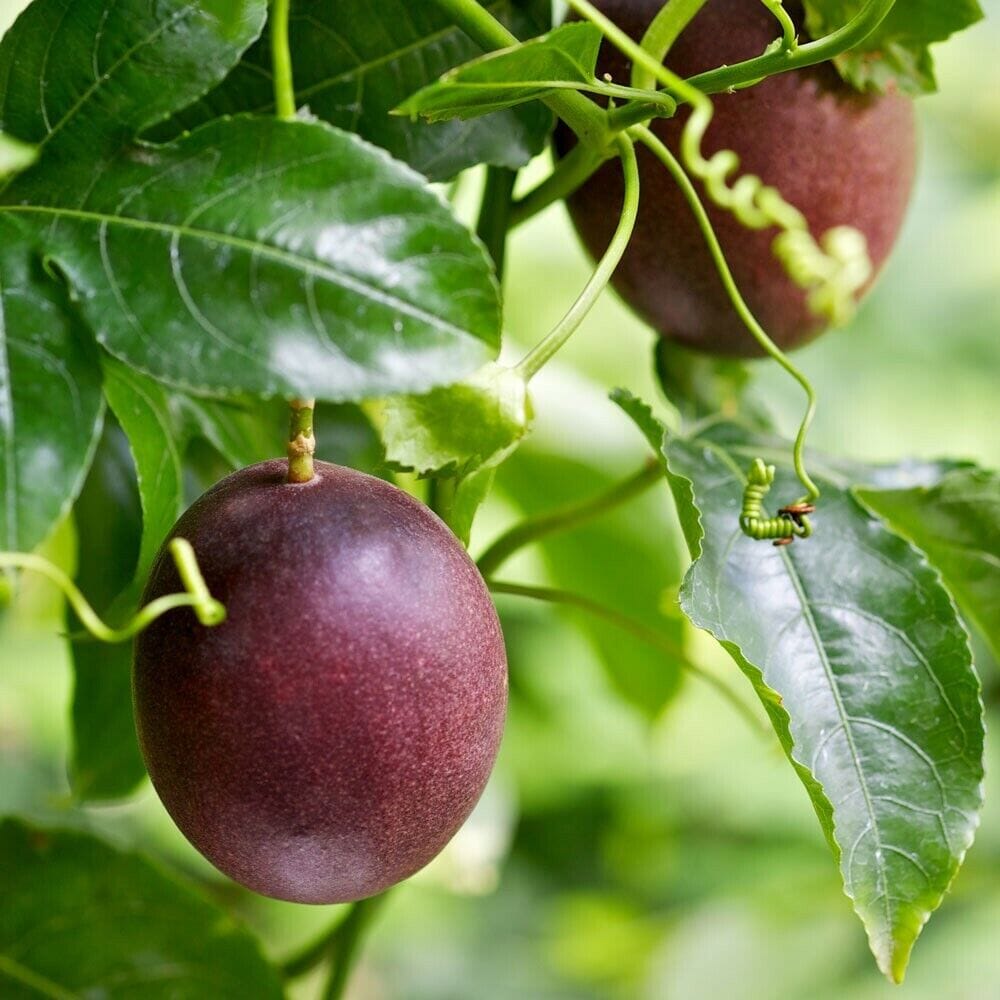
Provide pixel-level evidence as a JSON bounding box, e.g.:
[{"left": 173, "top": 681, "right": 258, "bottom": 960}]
[
  {"left": 2, "top": 116, "right": 501, "bottom": 401},
  {"left": 0, "top": 0, "right": 266, "bottom": 160},
  {"left": 0, "top": 218, "right": 104, "bottom": 553},
  {"left": 495, "top": 447, "right": 686, "bottom": 718},
  {"left": 659, "top": 421, "right": 984, "bottom": 982},
  {"left": 0, "top": 817, "right": 284, "bottom": 998},
  {"left": 803, "top": 0, "right": 984, "bottom": 95},
  {"left": 68, "top": 423, "right": 145, "bottom": 801},
  {"left": 166, "top": 0, "right": 553, "bottom": 181},
  {"left": 395, "top": 22, "right": 602, "bottom": 122},
  {"left": 858, "top": 467, "right": 1000, "bottom": 662}
]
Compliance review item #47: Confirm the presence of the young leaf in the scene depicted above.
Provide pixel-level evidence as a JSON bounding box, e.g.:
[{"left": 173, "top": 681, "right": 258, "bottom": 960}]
[
  {"left": 0, "top": 0, "right": 267, "bottom": 159},
  {"left": 2, "top": 116, "right": 501, "bottom": 401},
  {"left": 0, "top": 133, "right": 36, "bottom": 180},
  {"left": 165, "top": 0, "right": 553, "bottom": 182},
  {"left": 382, "top": 363, "right": 531, "bottom": 476},
  {"left": 395, "top": 22, "right": 603, "bottom": 122},
  {"left": 658, "top": 421, "right": 984, "bottom": 982},
  {"left": 0, "top": 220, "right": 104, "bottom": 553},
  {"left": 858, "top": 467, "right": 1000, "bottom": 663},
  {"left": 803, "top": 0, "right": 984, "bottom": 95},
  {"left": 0, "top": 817, "right": 284, "bottom": 997},
  {"left": 68, "top": 424, "right": 146, "bottom": 802}
]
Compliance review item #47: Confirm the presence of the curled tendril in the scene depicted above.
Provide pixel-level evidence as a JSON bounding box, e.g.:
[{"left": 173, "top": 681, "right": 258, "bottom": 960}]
[
  {"left": 680, "top": 104, "right": 874, "bottom": 327},
  {"left": 740, "top": 459, "right": 814, "bottom": 546},
  {"left": 0, "top": 538, "right": 226, "bottom": 643}
]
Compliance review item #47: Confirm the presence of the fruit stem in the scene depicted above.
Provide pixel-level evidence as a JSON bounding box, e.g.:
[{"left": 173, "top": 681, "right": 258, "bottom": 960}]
[
  {"left": 630, "top": 0, "right": 709, "bottom": 90},
  {"left": 0, "top": 538, "right": 225, "bottom": 643},
  {"left": 270, "top": 0, "right": 297, "bottom": 120},
  {"left": 287, "top": 399, "right": 316, "bottom": 484},
  {"left": 633, "top": 125, "right": 820, "bottom": 505},
  {"left": 321, "top": 895, "right": 386, "bottom": 1000},
  {"left": 476, "top": 166, "right": 517, "bottom": 279},
  {"left": 514, "top": 133, "right": 639, "bottom": 381},
  {"left": 476, "top": 461, "right": 662, "bottom": 578},
  {"left": 488, "top": 580, "right": 766, "bottom": 735}
]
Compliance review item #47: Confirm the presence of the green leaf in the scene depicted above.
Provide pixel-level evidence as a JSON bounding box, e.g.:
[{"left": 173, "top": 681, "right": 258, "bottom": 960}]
[
  {"left": 0, "top": 817, "right": 284, "bottom": 998},
  {"left": 0, "top": 0, "right": 267, "bottom": 159},
  {"left": 0, "top": 133, "right": 36, "bottom": 181},
  {"left": 609, "top": 388, "right": 667, "bottom": 456},
  {"left": 858, "top": 467, "right": 1000, "bottom": 663},
  {"left": 495, "top": 447, "right": 687, "bottom": 718},
  {"left": 382, "top": 363, "right": 531, "bottom": 476},
  {"left": 68, "top": 423, "right": 146, "bottom": 802},
  {"left": 2, "top": 116, "right": 501, "bottom": 401},
  {"left": 657, "top": 421, "right": 984, "bottom": 982},
  {"left": 102, "top": 358, "right": 186, "bottom": 579},
  {"left": 0, "top": 218, "right": 104, "bottom": 553},
  {"left": 165, "top": 0, "right": 553, "bottom": 182},
  {"left": 803, "top": 0, "right": 985, "bottom": 95},
  {"left": 395, "top": 22, "right": 602, "bottom": 122}
]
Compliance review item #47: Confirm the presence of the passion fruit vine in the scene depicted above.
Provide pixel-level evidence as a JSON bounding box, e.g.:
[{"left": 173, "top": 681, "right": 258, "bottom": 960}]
[
  {"left": 559, "top": 0, "right": 918, "bottom": 356},
  {"left": 134, "top": 460, "right": 508, "bottom": 904}
]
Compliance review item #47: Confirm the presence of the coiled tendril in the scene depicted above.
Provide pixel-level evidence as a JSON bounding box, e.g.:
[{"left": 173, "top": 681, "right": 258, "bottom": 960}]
[
  {"left": 740, "top": 459, "right": 815, "bottom": 547},
  {"left": 0, "top": 538, "right": 226, "bottom": 643}
]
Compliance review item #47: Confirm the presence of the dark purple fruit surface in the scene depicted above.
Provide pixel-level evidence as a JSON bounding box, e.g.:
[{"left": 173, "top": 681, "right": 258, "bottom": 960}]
[
  {"left": 558, "top": 0, "right": 918, "bottom": 356},
  {"left": 134, "top": 460, "right": 507, "bottom": 904}
]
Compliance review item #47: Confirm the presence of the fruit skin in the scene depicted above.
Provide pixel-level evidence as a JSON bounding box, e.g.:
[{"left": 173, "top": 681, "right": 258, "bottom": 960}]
[
  {"left": 134, "top": 460, "right": 507, "bottom": 904},
  {"left": 558, "top": 0, "right": 918, "bottom": 356}
]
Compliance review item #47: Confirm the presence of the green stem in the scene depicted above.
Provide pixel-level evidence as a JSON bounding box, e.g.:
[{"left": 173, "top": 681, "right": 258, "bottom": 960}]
[
  {"left": 0, "top": 539, "right": 226, "bottom": 643},
  {"left": 489, "top": 581, "right": 765, "bottom": 734},
  {"left": 515, "top": 134, "right": 639, "bottom": 381},
  {"left": 270, "top": 0, "right": 297, "bottom": 120},
  {"left": 510, "top": 143, "right": 609, "bottom": 229},
  {"left": 633, "top": 125, "right": 819, "bottom": 502},
  {"left": 631, "top": 0, "right": 710, "bottom": 90},
  {"left": 688, "top": 0, "right": 897, "bottom": 95},
  {"left": 476, "top": 166, "right": 517, "bottom": 279},
  {"left": 476, "top": 461, "right": 662, "bottom": 578},
  {"left": 761, "top": 0, "right": 799, "bottom": 52},
  {"left": 321, "top": 896, "right": 386, "bottom": 1000},
  {"left": 287, "top": 398, "right": 316, "bottom": 484},
  {"left": 428, "top": 0, "right": 609, "bottom": 147}
]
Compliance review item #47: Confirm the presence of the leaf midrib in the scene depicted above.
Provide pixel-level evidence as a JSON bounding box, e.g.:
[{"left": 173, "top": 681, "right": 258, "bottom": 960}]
[{"left": 0, "top": 204, "right": 486, "bottom": 345}]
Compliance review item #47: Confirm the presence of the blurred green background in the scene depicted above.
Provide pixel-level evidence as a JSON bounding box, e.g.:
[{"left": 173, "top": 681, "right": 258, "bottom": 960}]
[{"left": 1, "top": 1, "right": 998, "bottom": 997}]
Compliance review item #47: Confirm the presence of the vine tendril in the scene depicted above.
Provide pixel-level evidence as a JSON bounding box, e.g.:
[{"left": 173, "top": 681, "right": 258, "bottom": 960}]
[
  {"left": 0, "top": 538, "right": 226, "bottom": 643},
  {"left": 740, "top": 459, "right": 814, "bottom": 546}
]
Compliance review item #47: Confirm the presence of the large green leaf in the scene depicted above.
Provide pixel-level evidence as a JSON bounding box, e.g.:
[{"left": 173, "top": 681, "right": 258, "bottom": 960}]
[
  {"left": 68, "top": 423, "right": 145, "bottom": 802},
  {"left": 395, "top": 22, "right": 603, "bottom": 122},
  {"left": 858, "top": 468, "right": 1000, "bottom": 663},
  {"left": 0, "top": 218, "right": 104, "bottom": 553},
  {"left": 658, "top": 421, "right": 984, "bottom": 982},
  {"left": 495, "top": 447, "right": 687, "bottom": 719},
  {"left": 164, "top": 0, "right": 553, "bottom": 181},
  {"left": 803, "top": 0, "right": 984, "bottom": 95},
  {"left": 0, "top": 0, "right": 266, "bottom": 160},
  {"left": 1, "top": 116, "right": 501, "bottom": 400},
  {"left": 0, "top": 817, "right": 284, "bottom": 998}
]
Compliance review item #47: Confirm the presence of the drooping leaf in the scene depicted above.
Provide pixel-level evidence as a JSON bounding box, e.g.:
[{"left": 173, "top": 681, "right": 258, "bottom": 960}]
[
  {"left": 803, "top": 0, "right": 984, "bottom": 95},
  {"left": 2, "top": 116, "right": 501, "bottom": 401},
  {"left": 494, "top": 447, "right": 687, "bottom": 718},
  {"left": 0, "top": 817, "right": 284, "bottom": 998},
  {"left": 858, "top": 467, "right": 1000, "bottom": 662},
  {"left": 0, "top": 0, "right": 267, "bottom": 160},
  {"left": 164, "top": 0, "right": 554, "bottom": 181},
  {"left": 395, "top": 22, "right": 602, "bottom": 122},
  {"left": 0, "top": 218, "right": 104, "bottom": 553},
  {"left": 68, "top": 423, "right": 146, "bottom": 802},
  {"left": 654, "top": 419, "right": 983, "bottom": 982},
  {"left": 0, "top": 133, "right": 36, "bottom": 180}
]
